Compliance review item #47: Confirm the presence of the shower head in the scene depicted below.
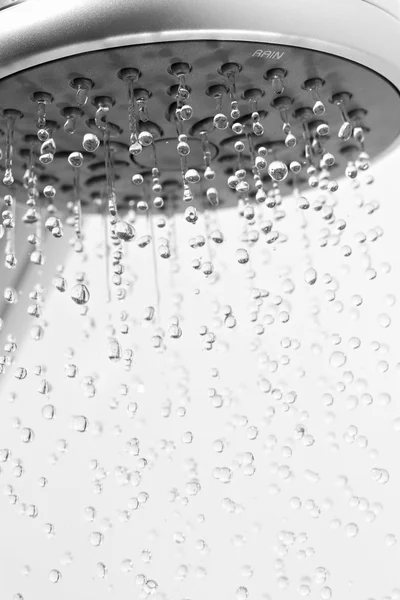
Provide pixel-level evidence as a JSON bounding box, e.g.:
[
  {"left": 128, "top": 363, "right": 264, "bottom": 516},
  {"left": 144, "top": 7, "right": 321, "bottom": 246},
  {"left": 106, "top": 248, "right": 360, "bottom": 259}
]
[
  {"left": 1, "top": 5, "right": 400, "bottom": 594},
  {"left": 0, "top": 0, "right": 399, "bottom": 216}
]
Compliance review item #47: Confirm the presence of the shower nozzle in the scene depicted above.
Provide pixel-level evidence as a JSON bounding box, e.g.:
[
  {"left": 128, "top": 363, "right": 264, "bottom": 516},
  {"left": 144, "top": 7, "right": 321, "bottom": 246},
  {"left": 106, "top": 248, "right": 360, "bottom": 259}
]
[{"left": 0, "top": 0, "right": 398, "bottom": 213}]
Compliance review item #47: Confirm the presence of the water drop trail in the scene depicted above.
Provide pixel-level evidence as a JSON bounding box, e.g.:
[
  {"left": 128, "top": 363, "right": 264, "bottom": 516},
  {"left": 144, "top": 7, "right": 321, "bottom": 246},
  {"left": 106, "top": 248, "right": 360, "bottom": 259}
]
[
  {"left": 148, "top": 210, "right": 161, "bottom": 321},
  {"left": 3, "top": 111, "right": 17, "bottom": 186},
  {"left": 103, "top": 207, "right": 112, "bottom": 304}
]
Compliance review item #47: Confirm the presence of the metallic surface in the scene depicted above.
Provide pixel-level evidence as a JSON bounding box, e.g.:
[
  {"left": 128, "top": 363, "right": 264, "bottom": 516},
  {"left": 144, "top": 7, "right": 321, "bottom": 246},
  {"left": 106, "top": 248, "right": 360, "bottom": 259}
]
[
  {"left": 362, "top": 0, "right": 400, "bottom": 19},
  {"left": 0, "top": 40, "right": 398, "bottom": 211},
  {"left": 0, "top": 0, "right": 399, "bottom": 88},
  {"left": 0, "top": 0, "right": 23, "bottom": 10}
]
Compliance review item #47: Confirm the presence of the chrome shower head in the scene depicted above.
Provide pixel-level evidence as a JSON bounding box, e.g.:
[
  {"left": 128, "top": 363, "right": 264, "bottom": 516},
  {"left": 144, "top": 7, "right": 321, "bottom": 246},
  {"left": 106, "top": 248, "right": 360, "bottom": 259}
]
[{"left": 0, "top": 0, "right": 399, "bottom": 217}]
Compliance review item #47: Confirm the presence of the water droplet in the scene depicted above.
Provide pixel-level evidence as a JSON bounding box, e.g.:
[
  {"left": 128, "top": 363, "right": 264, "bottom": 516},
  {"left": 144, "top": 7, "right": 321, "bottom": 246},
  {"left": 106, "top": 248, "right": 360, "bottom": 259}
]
[
  {"left": 82, "top": 133, "right": 100, "bottom": 152},
  {"left": 385, "top": 533, "right": 397, "bottom": 547},
  {"left": 53, "top": 276, "right": 67, "bottom": 292},
  {"left": 4, "top": 287, "right": 17, "bottom": 304},
  {"left": 184, "top": 206, "right": 197, "bottom": 225},
  {"left": 180, "top": 104, "right": 193, "bottom": 120},
  {"left": 186, "top": 480, "right": 201, "bottom": 495},
  {"left": 297, "top": 196, "right": 309, "bottom": 210},
  {"left": 345, "top": 522, "right": 359, "bottom": 538},
  {"left": 96, "top": 562, "right": 107, "bottom": 578},
  {"left": 349, "top": 337, "right": 360, "bottom": 350},
  {"left": 210, "top": 229, "right": 224, "bottom": 243},
  {"left": 121, "top": 558, "right": 133, "bottom": 573},
  {"left": 15, "top": 367, "right": 27, "bottom": 380},
  {"left": 304, "top": 268, "right": 317, "bottom": 285},
  {"left": 129, "top": 141, "right": 143, "bottom": 155},
  {"left": 317, "top": 123, "right": 330, "bottom": 136},
  {"left": 20, "top": 428, "right": 34, "bottom": 443},
  {"left": 323, "top": 152, "right": 335, "bottom": 167},
  {"left": 71, "top": 284, "right": 90, "bottom": 305},
  {"left": 378, "top": 313, "right": 391, "bottom": 328},
  {"left": 202, "top": 261, "right": 214, "bottom": 276},
  {"left": 159, "top": 245, "right": 171, "bottom": 259},
  {"left": 219, "top": 466, "right": 233, "bottom": 483},
  {"left": 330, "top": 351, "right": 347, "bottom": 368},
  {"left": 285, "top": 132, "right": 297, "bottom": 147},
  {"left": 68, "top": 151, "right": 84, "bottom": 168},
  {"left": 30, "top": 250, "right": 45, "bottom": 265},
  {"left": 236, "top": 586, "right": 248, "bottom": 600},
  {"left": 277, "top": 576, "right": 289, "bottom": 589},
  {"left": 339, "top": 121, "right": 352, "bottom": 141},
  {"left": 21, "top": 565, "right": 31, "bottom": 577},
  {"left": 177, "top": 140, "right": 190, "bottom": 156},
  {"left": 49, "top": 569, "right": 62, "bottom": 583},
  {"left": 236, "top": 249, "right": 249, "bottom": 264},
  {"left": 5, "top": 253, "right": 17, "bottom": 269},
  {"left": 115, "top": 221, "right": 135, "bottom": 242},
  {"left": 206, "top": 187, "right": 219, "bottom": 206},
  {"left": 204, "top": 166, "right": 215, "bottom": 180},
  {"left": 108, "top": 339, "right": 122, "bottom": 362},
  {"left": 89, "top": 531, "right": 104, "bottom": 546},
  {"left": 0, "top": 449, "right": 11, "bottom": 462},
  {"left": 136, "top": 234, "right": 151, "bottom": 248},
  {"left": 268, "top": 161, "right": 288, "bottom": 182},
  {"left": 213, "top": 113, "right": 228, "bottom": 130},
  {"left": 3, "top": 169, "right": 14, "bottom": 186},
  {"left": 73, "top": 415, "right": 88, "bottom": 432},
  {"left": 298, "top": 584, "right": 311, "bottom": 596},
  {"left": 182, "top": 431, "right": 193, "bottom": 443},
  {"left": 185, "top": 169, "right": 200, "bottom": 184},
  {"left": 289, "top": 496, "right": 302, "bottom": 509},
  {"left": 132, "top": 173, "right": 144, "bottom": 186}
]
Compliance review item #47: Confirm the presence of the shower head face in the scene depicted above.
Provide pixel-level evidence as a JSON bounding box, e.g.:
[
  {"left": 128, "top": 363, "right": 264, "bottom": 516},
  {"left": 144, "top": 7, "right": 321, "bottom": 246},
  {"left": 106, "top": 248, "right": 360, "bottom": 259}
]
[{"left": 0, "top": 39, "right": 399, "bottom": 212}]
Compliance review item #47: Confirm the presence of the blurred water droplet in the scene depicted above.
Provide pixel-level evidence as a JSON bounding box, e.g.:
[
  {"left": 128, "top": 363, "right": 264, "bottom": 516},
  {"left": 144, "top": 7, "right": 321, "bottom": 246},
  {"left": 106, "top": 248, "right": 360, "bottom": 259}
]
[
  {"left": 330, "top": 351, "right": 347, "bottom": 368},
  {"left": 345, "top": 523, "right": 359, "bottom": 538},
  {"left": 49, "top": 569, "right": 62, "bottom": 583},
  {"left": 299, "top": 584, "right": 311, "bottom": 596},
  {"left": 385, "top": 533, "right": 397, "bottom": 547},
  {"left": 236, "top": 249, "right": 249, "bottom": 264},
  {"left": 96, "top": 562, "right": 107, "bottom": 578},
  {"left": 73, "top": 415, "right": 88, "bottom": 432},
  {"left": 236, "top": 586, "right": 249, "bottom": 599},
  {"left": 89, "top": 531, "right": 104, "bottom": 546},
  {"left": 304, "top": 268, "right": 317, "bottom": 285}
]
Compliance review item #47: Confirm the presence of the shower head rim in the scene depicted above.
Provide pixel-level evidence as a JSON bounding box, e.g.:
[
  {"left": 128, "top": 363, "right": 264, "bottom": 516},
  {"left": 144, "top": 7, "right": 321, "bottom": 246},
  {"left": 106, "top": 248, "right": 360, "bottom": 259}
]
[{"left": 0, "top": 0, "right": 400, "bottom": 93}]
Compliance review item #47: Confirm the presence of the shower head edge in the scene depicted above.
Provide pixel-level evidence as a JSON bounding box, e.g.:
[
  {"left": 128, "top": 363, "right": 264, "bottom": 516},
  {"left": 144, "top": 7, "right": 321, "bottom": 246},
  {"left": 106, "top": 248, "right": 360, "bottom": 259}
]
[{"left": 0, "top": 0, "right": 399, "bottom": 92}]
